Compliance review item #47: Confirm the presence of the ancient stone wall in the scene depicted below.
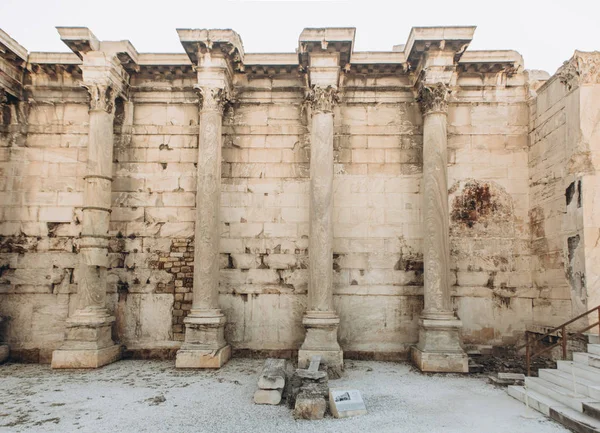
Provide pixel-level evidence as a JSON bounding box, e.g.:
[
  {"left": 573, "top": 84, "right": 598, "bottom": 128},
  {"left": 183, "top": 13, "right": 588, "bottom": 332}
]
[
  {"left": 529, "top": 52, "right": 600, "bottom": 327},
  {"left": 1, "top": 27, "right": 599, "bottom": 363}
]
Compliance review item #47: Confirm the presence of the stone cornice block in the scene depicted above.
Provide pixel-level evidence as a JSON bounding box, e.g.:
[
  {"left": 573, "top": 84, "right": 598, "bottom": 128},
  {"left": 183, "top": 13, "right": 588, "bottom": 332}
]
[
  {"left": 298, "top": 27, "right": 355, "bottom": 68},
  {"left": 0, "top": 28, "right": 28, "bottom": 99},
  {"left": 57, "top": 27, "right": 100, "bottom": 58},
  {"left": 458, "top": 50, "right": 523, "bottom": 75},
  {"left": 81, "top": 51, "right": 129, "bottom": 98},
  {"left": 0, "top": 29, "right": 28, "bottom": 63},
  {"left": 176, "top": 28, "right": 244, "bottom": 68},
  {"left": 100, "top": 41, "right": 139, "bottom": 72},
  {"left": 405, "top": 26, "right": 476, "bottom": 68}
]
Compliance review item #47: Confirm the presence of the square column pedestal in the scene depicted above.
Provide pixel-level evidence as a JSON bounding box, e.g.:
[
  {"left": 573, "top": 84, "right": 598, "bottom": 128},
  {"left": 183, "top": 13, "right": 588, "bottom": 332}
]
[
  {"left": 298, "top": 312, "right": 343, "bottom": 370},
  {"left": 175, "top": 313, "right": 231, "bottom": 369},
  {"left": 51, "top": 315, "right": 121, "bottom": 369},
  {"left": 411, "top": 317, "right": 469, "bottom": 373}
]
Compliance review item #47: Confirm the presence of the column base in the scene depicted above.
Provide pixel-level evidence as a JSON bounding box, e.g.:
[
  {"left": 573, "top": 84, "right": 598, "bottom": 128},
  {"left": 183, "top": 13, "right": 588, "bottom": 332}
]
[
  {"left": 175, "top": 310, "right": 230, "bottom": 369},
  {"left": 411, "top": 346, "right": 468, "bottom": 373},
  {"left": 0, "top": 344, "right": 8, "bottom": 363},
  {"left": 412, "top": 315, "right": 468, "bottom": 373},
  {"left": 51, "top": 311, "right": 120, "bottom": 369},
  {"left": 298, "top": 311, "right": 343, "bottom": 370},
  {"left": 175, "top": 345, "right": 231, "bottom": 369},
  {"left": 51, "top": 344, "right": 121, "bottom": 369}
]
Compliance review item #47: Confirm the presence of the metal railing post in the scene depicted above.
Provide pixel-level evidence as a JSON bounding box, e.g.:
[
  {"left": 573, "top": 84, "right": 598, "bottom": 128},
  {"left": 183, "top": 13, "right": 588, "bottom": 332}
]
[
  {"left": 525, "top": 331, "right": 531, "bottom": 377},
  {"left": 562, "top": 325, "right": 567, "bottom": 359}
]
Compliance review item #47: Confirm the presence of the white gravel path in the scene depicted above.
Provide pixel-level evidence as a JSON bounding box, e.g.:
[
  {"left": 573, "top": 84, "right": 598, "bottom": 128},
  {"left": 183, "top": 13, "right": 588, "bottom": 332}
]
[{"left": 0, "top": 358, "right": 566, "bottom": 433}]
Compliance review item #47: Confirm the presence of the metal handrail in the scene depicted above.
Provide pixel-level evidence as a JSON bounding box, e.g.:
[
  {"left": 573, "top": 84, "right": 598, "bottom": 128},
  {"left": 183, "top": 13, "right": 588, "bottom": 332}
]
[{"left": 520, "top": 305, "right": 600, "bottom": 376}]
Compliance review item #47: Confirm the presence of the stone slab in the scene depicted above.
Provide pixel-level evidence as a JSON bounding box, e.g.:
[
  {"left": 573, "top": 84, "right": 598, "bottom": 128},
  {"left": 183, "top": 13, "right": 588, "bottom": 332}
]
[
  {"left": 51, "top": 344, "right": 121, "bottom": 369},
  {"left": 298, "top": 349, "right": 343, "bottom": 370},
  {"left": 0, "top": 345, "right": 8, "bottom": 363},
  {"left": 253, "top": 388, "right": 282, "bottom": 405},
  {"left": 329, "top": 388, "right": 368, "bottom": 418},
  {"left": 411, "top": 346, "right": 469, "bottom": 373},
  {"left": 175, "top": 345, "right": 231, "bottom": 369}
]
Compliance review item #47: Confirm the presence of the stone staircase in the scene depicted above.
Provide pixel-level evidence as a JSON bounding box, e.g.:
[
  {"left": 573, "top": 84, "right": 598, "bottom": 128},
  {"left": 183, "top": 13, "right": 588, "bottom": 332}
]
[{"left": 508, "top": 335, "right": 600, "bottom": 432}]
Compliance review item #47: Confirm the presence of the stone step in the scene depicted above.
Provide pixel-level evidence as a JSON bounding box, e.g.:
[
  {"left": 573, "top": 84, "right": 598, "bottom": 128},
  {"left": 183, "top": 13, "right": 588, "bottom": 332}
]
[
  {"left": 584, "top": 402, "right": 600, "bottom": 421},
  {"left": 586, "top": 334, "right": 600, "bottom": 345},
  {"left": 525, "top": 377, "right": 596, "bottom": 412},
  {"left": 590, "top": 345, "right": 600, "bottom": 356},
  {"left": 550, "top": 406, "right": 600, "bottom": 433},
  {"left": 575, "top": 352, "right": 600, "bottom": 368},
  {"left": 559, "top": 361, "right": 600, "bottom": 383},
  {"left": 507, "top": 385, "right": 562, "bottom": 416},
  {"left": 539, "top": 369, "right": 600, "bottom": 399},
  {"left": 508, "top": 386, "right": 600, "bottom": 432}
]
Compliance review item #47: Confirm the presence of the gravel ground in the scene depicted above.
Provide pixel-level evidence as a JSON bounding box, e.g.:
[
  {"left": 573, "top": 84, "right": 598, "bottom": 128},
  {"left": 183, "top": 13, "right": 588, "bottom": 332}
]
[{"left": 0, "top": 359, "right": 567, "bottom": 433}]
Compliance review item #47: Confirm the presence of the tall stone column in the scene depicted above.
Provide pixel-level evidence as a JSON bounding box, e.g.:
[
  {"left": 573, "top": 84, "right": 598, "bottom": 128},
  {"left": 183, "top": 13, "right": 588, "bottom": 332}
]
[
  {"left": 175, "top": 86, "right": 231, "bottom": 368},
  {"left": 411, "top": 82, "right": 468, "bottom": 373},
  {"left": 51, "top": 82, "right": 121, "bottom": 369},
  {"left": 298, "top": 86, "right": 343, "bottom": 370}
]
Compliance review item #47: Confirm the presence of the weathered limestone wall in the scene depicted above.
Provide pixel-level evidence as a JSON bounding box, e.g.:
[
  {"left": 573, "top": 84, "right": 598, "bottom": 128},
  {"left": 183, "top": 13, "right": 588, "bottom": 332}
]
[
  {"left": 529, "top": 52, "right": 600, "bottom": 327},
  {"left": 219, "top": 72, "right": 309, "bottom": 352},
  {"left": 0, "top": 68, "right": 87, "bottom": 362},
  {"left": 1, "top": 26, "right": 599, "bottom": 363},
  {"left": 449, "top": 70, "right": 533, "bottom": 347},
  {"left": 332, "top": 74, "right": 423, "bottom": 355}
]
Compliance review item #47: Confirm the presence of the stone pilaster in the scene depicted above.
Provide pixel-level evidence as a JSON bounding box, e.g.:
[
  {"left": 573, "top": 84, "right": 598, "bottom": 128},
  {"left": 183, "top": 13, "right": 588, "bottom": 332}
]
[
  {"left": 411, "top": 82, "right": 468, "bottom": 373},
  {"left": 175, "top": 86, "right": 231, "bottom": 369},
  {"left": 298, "top": 85, "right": 343, "bottom": 370},
  {"left": 51, "top": 81, "right": 121, "bottom": 369}
]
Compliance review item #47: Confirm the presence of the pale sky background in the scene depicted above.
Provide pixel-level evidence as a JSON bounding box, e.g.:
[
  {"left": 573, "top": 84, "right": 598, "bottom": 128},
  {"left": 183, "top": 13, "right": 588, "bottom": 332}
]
[{"left": 0, "top": 0, "right": 598, "bottom": 74}]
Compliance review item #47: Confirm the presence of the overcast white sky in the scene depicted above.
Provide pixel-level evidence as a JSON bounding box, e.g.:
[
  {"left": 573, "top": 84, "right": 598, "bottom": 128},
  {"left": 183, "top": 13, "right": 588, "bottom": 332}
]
[{"left": 1, "top": 0, "right": 598, "bottom": 74}]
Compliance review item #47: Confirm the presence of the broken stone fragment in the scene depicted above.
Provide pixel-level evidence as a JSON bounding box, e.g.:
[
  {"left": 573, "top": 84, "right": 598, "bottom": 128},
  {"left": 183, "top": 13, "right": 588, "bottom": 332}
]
[
  {"left": 257, "top": 358, "right": 286, "bottom": 390},
  {"left": 293, "top": 393, "right": 326, "bottom": 420},
  {"left": 296, "top": 368, "right": 327, "bottom": 381},
  {"left": 253, "top": 388, "right": 282, "bottom": 405}
]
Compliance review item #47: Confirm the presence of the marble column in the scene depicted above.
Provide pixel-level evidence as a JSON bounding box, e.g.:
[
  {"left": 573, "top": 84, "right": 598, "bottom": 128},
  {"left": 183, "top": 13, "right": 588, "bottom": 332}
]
[
  {"left": 298, "top": 86, "right": 343, "bottom": 370},
  {"left": 52, "top": 83, "right": 121, "bottom": 369},
  {"left": 412, "top": 82, "right": 468, "bottom": 373},
  {"left": 175, "top": 86, "right": 231, "bottom": 369}
]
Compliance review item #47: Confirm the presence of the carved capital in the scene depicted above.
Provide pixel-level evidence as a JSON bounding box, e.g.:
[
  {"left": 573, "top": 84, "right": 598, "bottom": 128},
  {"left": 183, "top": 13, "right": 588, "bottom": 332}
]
[
  {"left": 558, "top": 52, "right": 600, "bottom": 91},
  {"left": 417, "top": 82, "right": 449, "bottom": 115},
  {"left": 195, "top": 86, "right": 230, "bottom": 113},
  {"left": 82, "top": 83, "right": 118, "bottom": 114},
  {"left": 305, "top": 85, "right": 339, "bottom": 114}
]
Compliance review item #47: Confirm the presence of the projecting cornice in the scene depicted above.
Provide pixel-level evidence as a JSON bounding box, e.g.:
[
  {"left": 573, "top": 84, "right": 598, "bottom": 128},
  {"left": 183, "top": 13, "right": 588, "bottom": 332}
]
[
  {"left": 0, "top": 28, "right": 28, "bottom": 99},
  {"left": 0, "top": 26, "right": 534, "bottom": 86},
  {"left": 176, "top": 29, "right": 244, "bottom": 70}
]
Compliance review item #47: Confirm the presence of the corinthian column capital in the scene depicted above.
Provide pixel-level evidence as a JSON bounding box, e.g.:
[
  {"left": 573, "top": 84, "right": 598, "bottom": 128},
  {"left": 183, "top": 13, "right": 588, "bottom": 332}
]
[
  {"left": 305, "top": 85, "right": 339, "bottom": 114},
  {"left": 195, "top": 86, "right": 230, "bottom": 113},
  {"left": 417, "top": 82, "right": 449, "bottom": 116},
  {"left": 82, "top": 82, "right": 118, "bottom": 114}
]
